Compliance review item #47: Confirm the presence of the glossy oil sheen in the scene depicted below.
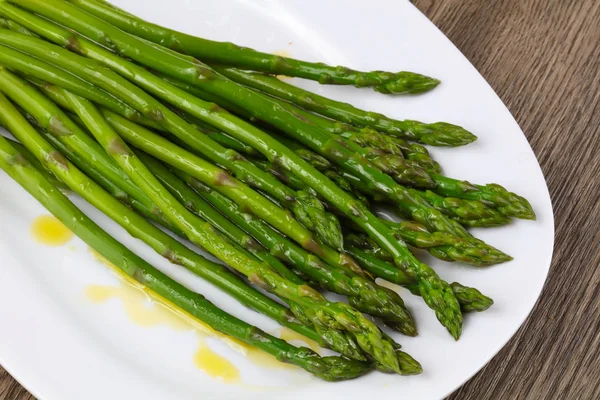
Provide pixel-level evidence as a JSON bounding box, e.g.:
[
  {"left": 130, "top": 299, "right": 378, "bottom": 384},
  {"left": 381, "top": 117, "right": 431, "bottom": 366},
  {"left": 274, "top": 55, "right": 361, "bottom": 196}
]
[{"left": 30, "top": 214, "right": 74, "bottom": 246}]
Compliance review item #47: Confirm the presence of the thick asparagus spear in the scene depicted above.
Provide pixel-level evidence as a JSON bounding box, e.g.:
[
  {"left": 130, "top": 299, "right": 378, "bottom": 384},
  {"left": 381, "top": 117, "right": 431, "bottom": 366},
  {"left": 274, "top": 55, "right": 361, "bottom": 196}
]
[
  {"left": 215, "top": 67, "right": 476, "bottom": 146},
  {"left": 0, "top": 9, "right": 462, "bottom": 339},
  {"left": 61, "top": 86, "right": 411, "bottom": 373},
  {"left": 144, "top": 158, "right": 417, "bottom": 336},
  {"left": 0, "top": 121, "right": 371, "bottom": 380},
  {"left": 62, "top": 0, "right": 439, "bottom": 94},
  {"left": 346, "top": 247, "right": 493, "bottom": 313},
  {"left": 0, "top": 31, "right": 344, "bottom": 251}
]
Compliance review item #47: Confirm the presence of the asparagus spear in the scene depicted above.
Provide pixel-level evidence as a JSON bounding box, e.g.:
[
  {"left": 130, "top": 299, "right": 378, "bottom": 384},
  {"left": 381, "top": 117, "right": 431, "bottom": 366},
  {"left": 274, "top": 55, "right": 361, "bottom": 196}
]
[
  {"left": 0, "top": 31, "right": 344, "bottom": 251},
  {"left": 215, "top": 67, "right": 476, "bottom": 146},
  {"left": 0, "top": 120, "right": 371, "bottom": 380},
  {"left": 144, "top": 158, "right": 417, "bottom": 336},
  {"left": 346, "top": 247, "right": 493, "bottom": 313},
  {"left": 0, "top": 9, "right": 462, "bottom": 339},
  {"left": 61, "top": 85, "right": 411, "bottom": 373},
  {"left": 62, "top": 0, "right": 439, "bottom": 94}
]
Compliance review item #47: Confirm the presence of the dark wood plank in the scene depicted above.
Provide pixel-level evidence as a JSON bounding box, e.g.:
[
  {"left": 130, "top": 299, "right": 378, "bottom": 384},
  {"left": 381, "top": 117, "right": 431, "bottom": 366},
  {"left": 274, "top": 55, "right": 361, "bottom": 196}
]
[
  {"left": 1, "top": 0, "right": 599, "bottom": 398},
  {"left": 410, "top": 0, "right": 600, "bottom": 399}
]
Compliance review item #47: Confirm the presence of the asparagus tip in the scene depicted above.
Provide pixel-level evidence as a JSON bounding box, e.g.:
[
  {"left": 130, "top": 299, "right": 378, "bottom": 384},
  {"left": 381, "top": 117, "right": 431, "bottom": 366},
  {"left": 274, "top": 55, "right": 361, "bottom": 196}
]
[
  {"left": 374, "top": 72, "right": 441, "bottom": 95},
  {"left": 396, "top": 350, "right": 423, "bottom": 375}
]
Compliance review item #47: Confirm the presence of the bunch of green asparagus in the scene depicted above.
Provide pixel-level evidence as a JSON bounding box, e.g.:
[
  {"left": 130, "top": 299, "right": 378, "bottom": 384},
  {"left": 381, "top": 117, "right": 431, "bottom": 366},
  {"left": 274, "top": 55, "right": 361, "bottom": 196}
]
[{"left": 0, "top": 0, "right": 534, "bottom": 382}]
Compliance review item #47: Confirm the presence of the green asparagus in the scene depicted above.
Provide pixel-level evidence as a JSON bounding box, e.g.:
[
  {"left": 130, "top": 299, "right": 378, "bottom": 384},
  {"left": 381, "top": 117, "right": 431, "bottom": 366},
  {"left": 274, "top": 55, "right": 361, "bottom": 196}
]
[
  {"left": 215, "top": 67, "right": 476, "bottom": 146},
  {"left": 0, "top": 115, "right": 371, "bottom": 380},
  {"left": 346, "top": 247, "right": 493, "bottom": 312},
  {"left": 63, "top": 0, "right": 440, "bottom": 94},
  {"left": 60, "top": 86, "right": 411, "bottom": 373},
  {"left": 152, "top": 160, "right": 417, "bottom": 336},
  {"left": 1, "top": 5, "right": 463, "bottom": 338},
  {"left": 0, "top": 79, "right": 368, "bottom": 360},
  {"left": 345, "top": 218, "right": 512, "bottom": 267},
  {"left": 0, "top": 28, "right": 344, "bottom": 251}
]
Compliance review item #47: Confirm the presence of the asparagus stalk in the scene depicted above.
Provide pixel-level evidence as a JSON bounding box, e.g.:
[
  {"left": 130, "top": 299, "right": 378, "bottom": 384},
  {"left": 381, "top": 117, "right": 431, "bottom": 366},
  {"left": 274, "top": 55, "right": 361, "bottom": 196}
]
[
  {"left": 60, "top": 85, "right": 411, "bottom": 373},
  {"left": 0, "top": 9, "right": 462, "bottom": 339},
  {"left": 158, "top": 76, "right": 446, "bottom": 179},
  {"left": 146, "top": 158, "right": 417, "bottom": 336},
  {"left": 63, "top": 0, "right": 440, "bottom": 94},
  {"left": 346, "top": 247, "right": 493, "bottom": 313},
  {"left": 0, "top": 29, "right": 344, "bottom": 251},
  {"left": 215, "top": 67, "right": 476, "bottom": 146},
  {"left": 0, "top": 119, "right": 371, "bottom": 380}
]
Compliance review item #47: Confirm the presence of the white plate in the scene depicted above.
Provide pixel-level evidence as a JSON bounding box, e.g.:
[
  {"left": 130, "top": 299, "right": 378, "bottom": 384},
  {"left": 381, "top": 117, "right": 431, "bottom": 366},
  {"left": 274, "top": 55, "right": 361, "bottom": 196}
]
[{"left": 0, "top": 0, "right": 554, "bottom": 399}]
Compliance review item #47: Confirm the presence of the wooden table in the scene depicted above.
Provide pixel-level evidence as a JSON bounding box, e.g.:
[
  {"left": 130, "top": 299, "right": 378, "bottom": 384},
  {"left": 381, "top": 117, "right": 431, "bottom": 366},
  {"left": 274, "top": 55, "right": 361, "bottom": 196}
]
[{"left": 2, "top": 0, "right": 600, "bottom": 398}]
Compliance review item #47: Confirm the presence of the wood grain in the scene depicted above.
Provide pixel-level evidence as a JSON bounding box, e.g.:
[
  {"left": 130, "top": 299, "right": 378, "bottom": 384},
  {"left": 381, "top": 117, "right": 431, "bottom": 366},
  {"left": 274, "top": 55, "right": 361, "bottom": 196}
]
[{"left": 1, "top": 0, "right": 599, "bottom": 399}]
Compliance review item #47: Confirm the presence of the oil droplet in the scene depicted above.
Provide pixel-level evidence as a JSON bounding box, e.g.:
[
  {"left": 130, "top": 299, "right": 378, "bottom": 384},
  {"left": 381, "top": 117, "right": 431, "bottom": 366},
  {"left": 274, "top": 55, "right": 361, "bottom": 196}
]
[
  {"left": 272, "top": 49, "right": 291, "bottom": 57},
  {"left": 279, "top": 327, "right": 321, "bottom": 353},
  {"left": 86, "top": 283, "right": 191, "bottom": 331},
  {"left": 194, "top": 337, "right": 240, "bottom": 382},
  {"left": 86, "top": 247, "right": 244, "bottom": 382},
  {"left": 31, "top": 214, "right": 74, "bottom": 246}
]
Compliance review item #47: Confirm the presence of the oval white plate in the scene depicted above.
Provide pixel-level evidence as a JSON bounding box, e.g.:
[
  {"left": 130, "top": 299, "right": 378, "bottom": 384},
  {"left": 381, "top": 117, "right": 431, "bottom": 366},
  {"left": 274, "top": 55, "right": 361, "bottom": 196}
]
[{"left": 0, "top": 0, "right": 554, "bottom": 399}]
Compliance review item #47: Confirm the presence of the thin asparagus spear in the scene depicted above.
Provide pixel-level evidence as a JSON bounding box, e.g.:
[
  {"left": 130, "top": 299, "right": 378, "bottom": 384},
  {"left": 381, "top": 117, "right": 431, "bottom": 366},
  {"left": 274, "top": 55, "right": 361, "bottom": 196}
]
[
  {"left": 346, "top": 247, "right": 493, "bottom": 313},
  {"left": 0, "top": 29, "right": 344, "bottom": 251},
  {"left": 215, "top": 67, "right": 476, "bottom": 146},
  {"left": 4, "top": 137, "right": 67, "bottom": 191},
  {"left": 63, "top": 0, "right": 439, "bottom": 94},
  {"left": 146, "top": 158, "right": 417, "bottom": 336},
  {"left": 0, "top": 122, "right": 371, "bottom": 380},
  {"left": 0, "top": 10, "right": 462, "bottom": 339},
  {"left": 60, "top": 86, "right": 411, "bottom": 374}
]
